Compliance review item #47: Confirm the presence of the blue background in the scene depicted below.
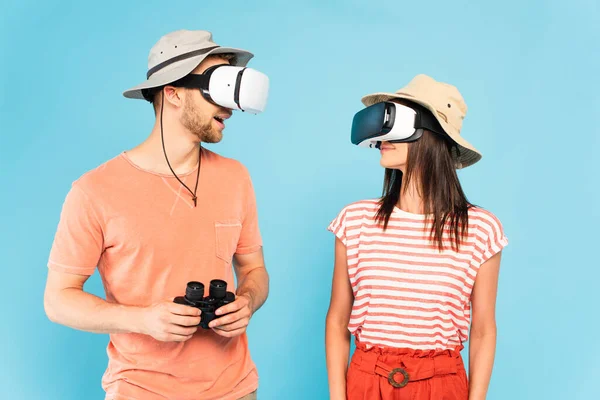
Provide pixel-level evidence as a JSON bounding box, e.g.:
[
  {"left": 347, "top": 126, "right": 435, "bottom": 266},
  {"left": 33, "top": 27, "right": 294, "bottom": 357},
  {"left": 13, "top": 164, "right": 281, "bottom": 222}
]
[{"left": 1, "top": 0, "right": 598, "bottom": 399}]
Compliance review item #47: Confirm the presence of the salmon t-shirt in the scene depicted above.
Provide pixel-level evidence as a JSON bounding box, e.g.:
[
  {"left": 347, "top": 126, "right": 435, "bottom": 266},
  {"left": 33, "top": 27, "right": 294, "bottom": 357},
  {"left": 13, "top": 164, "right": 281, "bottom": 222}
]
[{"left": 48, "top": 149, "right": 262, "bottom": 400}]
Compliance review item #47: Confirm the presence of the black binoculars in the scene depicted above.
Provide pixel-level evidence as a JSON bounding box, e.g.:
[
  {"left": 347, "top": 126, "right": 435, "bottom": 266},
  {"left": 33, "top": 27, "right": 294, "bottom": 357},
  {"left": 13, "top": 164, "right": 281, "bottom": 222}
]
[{"left": 173, "top": 280, "right": 235, "bottom": 329}]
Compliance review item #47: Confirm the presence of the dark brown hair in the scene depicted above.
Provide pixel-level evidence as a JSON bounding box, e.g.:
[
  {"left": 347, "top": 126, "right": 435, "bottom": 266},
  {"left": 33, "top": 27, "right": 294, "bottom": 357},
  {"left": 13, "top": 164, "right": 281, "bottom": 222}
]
[{"left": 375, "top": 130, "right": 473, "bottom": 251}]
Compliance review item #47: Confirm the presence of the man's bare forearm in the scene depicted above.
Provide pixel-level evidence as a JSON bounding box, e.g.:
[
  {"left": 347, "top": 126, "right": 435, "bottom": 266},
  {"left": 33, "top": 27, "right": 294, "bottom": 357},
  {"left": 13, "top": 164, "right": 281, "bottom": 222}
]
[
  {"left": 236, "top": 266, "right": 269, "bottom": 314},
  {"left": 45, "top": 287, "right": 142, "bottom": 334}
]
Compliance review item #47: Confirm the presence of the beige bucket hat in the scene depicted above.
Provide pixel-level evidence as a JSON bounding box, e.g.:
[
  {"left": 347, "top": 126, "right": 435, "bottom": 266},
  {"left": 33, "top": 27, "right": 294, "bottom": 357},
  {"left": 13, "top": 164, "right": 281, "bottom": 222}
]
[
  {"left": 123, "top": 30, "right": 254, "bottom": 100},
  {"left": 361, "top": 74, "right": 482, "bottom": 168}
]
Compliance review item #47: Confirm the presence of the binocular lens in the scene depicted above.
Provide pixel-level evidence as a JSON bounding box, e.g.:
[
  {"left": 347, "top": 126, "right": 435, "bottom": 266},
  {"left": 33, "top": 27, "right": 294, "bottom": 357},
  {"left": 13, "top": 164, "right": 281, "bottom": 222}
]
[
  {"left": 209, "top": 279, "right": 227, "bottom": 299},
  {"left": 175, "top": 280, "right": 235, "bottom": 330},
  {"left": 185, "top": 281, "right": 205, "bottom": 302}
]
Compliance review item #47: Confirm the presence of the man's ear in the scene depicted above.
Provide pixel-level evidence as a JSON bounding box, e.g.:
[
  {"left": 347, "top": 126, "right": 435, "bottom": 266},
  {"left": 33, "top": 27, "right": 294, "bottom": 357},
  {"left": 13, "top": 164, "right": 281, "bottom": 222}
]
[{"left": 163, "top": 86, "right": 184, "bottom": 108}]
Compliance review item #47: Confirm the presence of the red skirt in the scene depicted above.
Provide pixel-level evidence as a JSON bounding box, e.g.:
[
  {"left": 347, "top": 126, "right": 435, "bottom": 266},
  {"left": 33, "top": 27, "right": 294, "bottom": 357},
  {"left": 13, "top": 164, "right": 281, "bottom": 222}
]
[{"left": 347, "top": 341, "right": 468, "bottom": 400}]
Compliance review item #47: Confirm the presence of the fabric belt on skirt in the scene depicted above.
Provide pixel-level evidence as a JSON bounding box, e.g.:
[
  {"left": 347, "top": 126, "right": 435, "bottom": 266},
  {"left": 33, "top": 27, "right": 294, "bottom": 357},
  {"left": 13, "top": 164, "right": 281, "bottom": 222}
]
[{"left": 352, "top": 342, "right": 463, "bottom": 388}]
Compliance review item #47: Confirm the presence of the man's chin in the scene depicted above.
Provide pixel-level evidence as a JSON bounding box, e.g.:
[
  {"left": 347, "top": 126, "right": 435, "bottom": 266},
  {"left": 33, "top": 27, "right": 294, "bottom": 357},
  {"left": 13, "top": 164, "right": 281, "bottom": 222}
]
[{"left": 200, "top": 130, "right": 223, "bottom": 144}]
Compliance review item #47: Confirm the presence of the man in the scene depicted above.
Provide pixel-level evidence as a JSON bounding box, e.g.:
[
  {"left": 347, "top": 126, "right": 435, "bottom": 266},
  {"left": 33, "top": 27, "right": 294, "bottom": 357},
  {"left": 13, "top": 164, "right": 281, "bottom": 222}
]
[{"left": 44, "top": 30, "right": 269, "bottom": 400}]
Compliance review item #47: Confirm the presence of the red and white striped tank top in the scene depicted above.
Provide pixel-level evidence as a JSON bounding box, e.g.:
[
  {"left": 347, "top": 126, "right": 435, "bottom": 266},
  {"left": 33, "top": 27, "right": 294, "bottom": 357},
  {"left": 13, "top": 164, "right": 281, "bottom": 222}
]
[{"left": 328, "top": 200, "right": 507, "bottom": 351}]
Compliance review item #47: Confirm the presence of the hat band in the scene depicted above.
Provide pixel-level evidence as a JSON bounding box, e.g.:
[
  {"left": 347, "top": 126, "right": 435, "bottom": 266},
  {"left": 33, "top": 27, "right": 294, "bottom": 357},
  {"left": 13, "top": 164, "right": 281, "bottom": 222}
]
[{"left": 146, "top": 46, "right": 220, "bottom": 78}]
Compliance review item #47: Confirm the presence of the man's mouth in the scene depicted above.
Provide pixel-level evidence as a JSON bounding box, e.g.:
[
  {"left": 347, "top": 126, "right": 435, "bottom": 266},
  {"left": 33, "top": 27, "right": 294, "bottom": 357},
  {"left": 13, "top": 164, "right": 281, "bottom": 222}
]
[{"left": 213, "top": 113, "right": 231, "bottom": 124}]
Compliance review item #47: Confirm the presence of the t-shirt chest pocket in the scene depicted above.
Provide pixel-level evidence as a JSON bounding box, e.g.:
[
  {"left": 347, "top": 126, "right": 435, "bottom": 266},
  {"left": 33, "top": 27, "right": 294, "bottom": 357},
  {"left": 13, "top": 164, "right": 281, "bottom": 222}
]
[{"left": 215, "top": 220, "right": 242, "bottom": 263}]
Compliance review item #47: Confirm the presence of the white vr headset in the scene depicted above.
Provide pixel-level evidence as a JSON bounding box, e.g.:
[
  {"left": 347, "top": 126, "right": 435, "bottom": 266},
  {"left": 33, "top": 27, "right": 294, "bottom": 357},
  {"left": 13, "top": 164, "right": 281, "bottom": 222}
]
[
  {"left": 157, "top": 65, "right": 270, "bottom": 114},
  {"left": 350, "top": 101, "right": 445, "bottom": 148}
]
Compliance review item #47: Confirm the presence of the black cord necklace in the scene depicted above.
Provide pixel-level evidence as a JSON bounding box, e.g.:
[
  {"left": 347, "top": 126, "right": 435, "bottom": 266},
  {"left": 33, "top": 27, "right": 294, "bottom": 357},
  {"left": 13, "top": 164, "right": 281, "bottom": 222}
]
[{"left": 160, "top": 91, "right": 201, "bottom": 207}]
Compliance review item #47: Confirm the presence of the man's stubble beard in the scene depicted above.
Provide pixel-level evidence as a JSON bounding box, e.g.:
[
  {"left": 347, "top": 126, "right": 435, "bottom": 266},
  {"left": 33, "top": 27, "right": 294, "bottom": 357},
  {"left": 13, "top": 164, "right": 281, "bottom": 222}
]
[{"left": 181, "top": 98, "right": 223, "bottom": 144}]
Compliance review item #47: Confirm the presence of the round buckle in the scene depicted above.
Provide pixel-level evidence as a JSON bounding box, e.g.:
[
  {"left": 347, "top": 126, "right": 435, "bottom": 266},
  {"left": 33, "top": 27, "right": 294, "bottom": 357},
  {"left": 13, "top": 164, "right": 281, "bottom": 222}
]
[{"left": 388, "top": 367, "right": 410, "bottom": 388}]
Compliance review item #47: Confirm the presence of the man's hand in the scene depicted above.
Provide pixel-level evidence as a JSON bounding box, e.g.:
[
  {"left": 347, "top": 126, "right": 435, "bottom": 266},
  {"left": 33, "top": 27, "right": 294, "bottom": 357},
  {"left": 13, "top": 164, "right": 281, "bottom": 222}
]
[
  {"left": 208, "top": 294, "right": 254, "bottom": 338},
  {"left": 139, "top": 301, "right": 201, "bottom": 342}
]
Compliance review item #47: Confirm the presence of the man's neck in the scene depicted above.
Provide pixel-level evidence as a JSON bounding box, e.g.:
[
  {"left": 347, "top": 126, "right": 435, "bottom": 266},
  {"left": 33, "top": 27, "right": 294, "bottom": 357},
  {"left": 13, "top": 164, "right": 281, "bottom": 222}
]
[{"left": 127, "top": 121, "right": 200, "bottom": 175}]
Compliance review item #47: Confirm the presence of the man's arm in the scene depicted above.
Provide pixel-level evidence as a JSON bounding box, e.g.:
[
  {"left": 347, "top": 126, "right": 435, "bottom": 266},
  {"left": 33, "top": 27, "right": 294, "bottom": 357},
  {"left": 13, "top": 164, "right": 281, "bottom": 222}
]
[
  {"left": 44, "top": 269, "right": 201, "bottom": 341},
  {"left": 233, "top": 248, "right": 269, "bottom": 314},
  {"left": 208, "top": 248, "right": 269, "bottom": 337}
]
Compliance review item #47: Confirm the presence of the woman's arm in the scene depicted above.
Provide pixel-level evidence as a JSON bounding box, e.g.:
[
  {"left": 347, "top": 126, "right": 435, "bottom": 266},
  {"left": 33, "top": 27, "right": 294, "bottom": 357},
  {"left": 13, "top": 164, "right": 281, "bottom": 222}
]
[
  {"left": 469, "top": 251, "right": 503, "bottom": 400},
  {"left": 326, "top": 238, "right": 354, "bottom": 400}
]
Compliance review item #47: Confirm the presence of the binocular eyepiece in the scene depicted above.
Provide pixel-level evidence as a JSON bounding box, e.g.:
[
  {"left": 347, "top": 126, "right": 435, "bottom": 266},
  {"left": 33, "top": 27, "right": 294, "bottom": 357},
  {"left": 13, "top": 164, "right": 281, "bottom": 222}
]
[{"left": 173, "top": 280, "right": 235, "bottom": 329}]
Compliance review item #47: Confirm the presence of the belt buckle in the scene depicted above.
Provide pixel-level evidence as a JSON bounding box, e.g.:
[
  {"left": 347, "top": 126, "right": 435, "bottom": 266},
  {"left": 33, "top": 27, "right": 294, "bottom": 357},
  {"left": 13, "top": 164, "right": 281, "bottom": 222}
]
[{"left": 388, "top": 367, "right": 410, "bottom": 388}]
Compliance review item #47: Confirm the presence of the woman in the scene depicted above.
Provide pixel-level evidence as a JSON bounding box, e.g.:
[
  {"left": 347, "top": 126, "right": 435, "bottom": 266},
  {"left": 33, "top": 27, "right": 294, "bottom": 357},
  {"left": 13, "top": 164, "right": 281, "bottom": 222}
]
[{"left": 326, "top": 74, "right": 507, "bottom": 400}]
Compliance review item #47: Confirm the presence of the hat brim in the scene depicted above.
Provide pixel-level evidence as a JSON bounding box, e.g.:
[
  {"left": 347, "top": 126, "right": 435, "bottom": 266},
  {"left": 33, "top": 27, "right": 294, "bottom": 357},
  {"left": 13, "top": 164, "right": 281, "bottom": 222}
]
[
  {"left": 123, "top": 47, "right": 254, "bottom": 100},
  {"left": 361, "top": 92, "right": 482, "bottom": 168}
]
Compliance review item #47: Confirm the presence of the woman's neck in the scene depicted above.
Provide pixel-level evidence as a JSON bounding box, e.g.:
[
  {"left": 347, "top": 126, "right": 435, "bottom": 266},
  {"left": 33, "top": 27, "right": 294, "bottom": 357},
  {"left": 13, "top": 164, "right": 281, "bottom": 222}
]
[{"left": 398, "top": 178, "right": 425, "bottom": 215}]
